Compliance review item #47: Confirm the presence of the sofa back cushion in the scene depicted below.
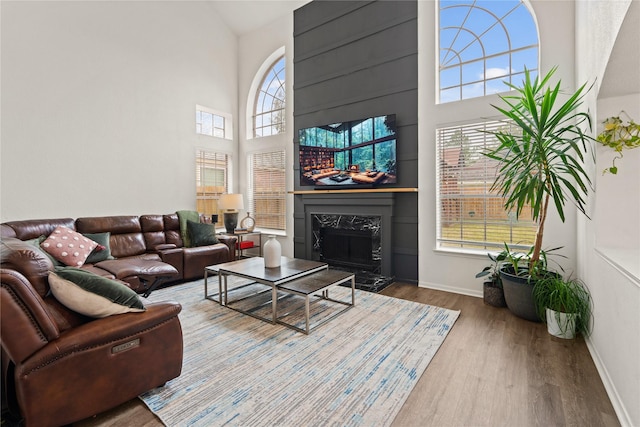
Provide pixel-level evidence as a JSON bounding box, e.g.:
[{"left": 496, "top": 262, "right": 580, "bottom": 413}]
[
  {"left": 0, "top": 218, "right": 76, "bottom": 240},
  {"left": 140, "top": 215, "right": 167, "bottom": 250},
  {"left": 76, "top": 216, "right": 146, "bottom": 258},
  {"left": 163, "top": 214, "right": 184, "bottom": 248}
]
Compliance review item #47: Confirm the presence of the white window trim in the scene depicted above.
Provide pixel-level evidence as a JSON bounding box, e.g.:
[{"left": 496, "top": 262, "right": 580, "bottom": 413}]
[
  {"left": 196, "top": 104, "right": 233, "bottom": 140},
  {"left": 245, "top": 46, "right": 286, "bottom": 140}
]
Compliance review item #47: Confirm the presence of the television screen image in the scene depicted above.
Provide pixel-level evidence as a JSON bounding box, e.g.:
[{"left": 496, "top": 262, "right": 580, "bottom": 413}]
[{"left": 299, "top": 114, "right": 397, "bottom": 188}]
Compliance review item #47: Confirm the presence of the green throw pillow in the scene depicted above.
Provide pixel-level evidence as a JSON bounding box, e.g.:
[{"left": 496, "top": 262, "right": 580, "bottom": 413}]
[
  {"left": 83, "top": 232, "right": 115, "bottom": 264},
  {"left": 176, "top": 210, "right": 200, "bottom": 247},
  {"left": 51, "top": 267, "right": 145, "bottom": 318},
  {"left": 187, "top": 220, "right": 219, "bottom": 247}
]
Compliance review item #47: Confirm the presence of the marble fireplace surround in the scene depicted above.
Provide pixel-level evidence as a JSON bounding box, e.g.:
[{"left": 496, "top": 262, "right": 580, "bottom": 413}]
[
  {"left": 313, "top": 213, "right": 382, "bottom": 272},
  {"left": 300, "top": 193, "right": 394, "bottom": 278}
]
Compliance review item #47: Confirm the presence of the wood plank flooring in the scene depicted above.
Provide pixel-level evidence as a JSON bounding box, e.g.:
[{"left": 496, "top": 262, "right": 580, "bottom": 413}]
[{"left": 74, "top": 283, "right": 619, "bottom": 427}]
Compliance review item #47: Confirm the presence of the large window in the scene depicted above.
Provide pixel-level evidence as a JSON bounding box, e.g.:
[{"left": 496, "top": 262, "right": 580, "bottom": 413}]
[
  {"left": 436, "top": 120, "right": 536, "bottom": 251},
  {"left": 439, "top": 0, "right": 539, "bottom": 103},
  {"left": 248, "top": 150, "right": 286, "bottom": 230},
  {"left": 196, "top": 150, "right": 230, "bottom": 225},
  {"left": 254, "top": 56, "right": 286, "bottom": 138}
]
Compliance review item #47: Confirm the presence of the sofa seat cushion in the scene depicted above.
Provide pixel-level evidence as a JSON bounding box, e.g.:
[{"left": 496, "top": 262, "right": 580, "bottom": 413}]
[
  {"left": 78, "top": 264, "right": 117, "bottom": 279},
  {"left": 182, "top": 244, "right": 230, "bottom": 280},
  {"left": 95, "top": 259, "right": 178, "bottom": 281},
  {"left": 49, "top": 268, "right": 146, "bottom": 318}
]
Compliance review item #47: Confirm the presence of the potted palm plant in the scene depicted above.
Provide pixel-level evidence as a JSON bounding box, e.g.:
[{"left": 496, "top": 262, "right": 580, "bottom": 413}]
[
  {"left": 483, "top": 67, "right": 595, "bottom": 322},
  {"left": 533, "top": 275, "right": 592, "bottom": 339}
]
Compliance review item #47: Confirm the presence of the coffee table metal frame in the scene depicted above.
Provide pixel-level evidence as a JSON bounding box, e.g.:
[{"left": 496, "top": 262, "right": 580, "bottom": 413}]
[
  {"left": 204, "top": 257, "right": 329, "bottom": 325},
  {"left": 275, "top": 269, "right": 355, "bottom": 334}
]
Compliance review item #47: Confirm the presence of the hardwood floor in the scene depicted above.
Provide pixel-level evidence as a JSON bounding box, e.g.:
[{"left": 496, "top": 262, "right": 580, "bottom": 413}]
[{"left": 74, "top": 283, "right": 619, "bottom": 427}]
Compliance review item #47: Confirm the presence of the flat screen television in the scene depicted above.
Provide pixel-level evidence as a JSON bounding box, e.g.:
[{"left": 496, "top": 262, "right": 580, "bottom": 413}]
[{"left": 298, "top": 114, "right": 397, "bottom": 188}]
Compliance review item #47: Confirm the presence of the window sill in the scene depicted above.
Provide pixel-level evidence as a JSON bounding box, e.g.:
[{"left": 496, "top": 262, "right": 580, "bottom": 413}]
[
  {"left": 433, "top": 246, "right": 497, "bottom": 259},
  {"left": 595, "top": 247, "right": 640, "bottom": 286}
]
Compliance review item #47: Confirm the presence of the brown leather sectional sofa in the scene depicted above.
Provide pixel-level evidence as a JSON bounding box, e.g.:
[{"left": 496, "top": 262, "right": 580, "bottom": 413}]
[
  {"left": 0, "top": 213, "right": 237, "bottom": 294},
  {"left": 0, "top": 213, "right": 238, "bottom": 426}
]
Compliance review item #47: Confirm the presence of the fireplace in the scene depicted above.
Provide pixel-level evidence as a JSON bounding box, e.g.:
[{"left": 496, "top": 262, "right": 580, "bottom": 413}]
[
  {"left": 311, "top": 213, "right": 392, "bottom": 292},
  {"left": 320, "top": 228, "right": 374, "bottom": 270}
]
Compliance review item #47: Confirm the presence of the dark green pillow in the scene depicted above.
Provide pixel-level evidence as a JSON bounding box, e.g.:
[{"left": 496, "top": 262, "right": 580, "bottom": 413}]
[
  {"left": 26, "top": 235, "right": 63, "bottom": 267},
  {"left": 187, "top": 220, "right": 219, "bottom": 247},
  {"left": 83, "top": 232, "right": 115, "bottom": 264},
  {"left": 52, "top": 267, "right": 145, "bottom": 317}
]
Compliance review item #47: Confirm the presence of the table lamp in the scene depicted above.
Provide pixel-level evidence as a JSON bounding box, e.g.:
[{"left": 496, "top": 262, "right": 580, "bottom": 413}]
[{"left": 218, "top": 193, "right": 244, "bottom": 233}]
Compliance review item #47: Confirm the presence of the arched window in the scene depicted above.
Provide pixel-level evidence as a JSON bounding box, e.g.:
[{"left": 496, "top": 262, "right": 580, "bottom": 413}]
[
  {"left": 439, "top": 0, "right": 539, "bottom": 103},
  {"left": 254, "top": 55, "right": 286, "bottom": 137}
]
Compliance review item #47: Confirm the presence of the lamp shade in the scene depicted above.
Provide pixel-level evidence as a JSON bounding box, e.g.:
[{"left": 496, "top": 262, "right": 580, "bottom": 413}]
[{"left": 218, "top": 193, "right": 244, "bottom": 211}]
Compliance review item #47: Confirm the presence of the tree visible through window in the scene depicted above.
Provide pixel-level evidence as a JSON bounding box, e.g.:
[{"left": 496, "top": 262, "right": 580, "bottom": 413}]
[
  {"left": 436, "top": 120, "right": 536, "bottom": 251},
  {"left": 439, "top": 0, "right": 539, "bottom": 103},
  {"left": 249, "top": 151, "right": 286, "bottom": 230},
  {"left": 254, "top": 56, "right": 286, "bottom": 137}
]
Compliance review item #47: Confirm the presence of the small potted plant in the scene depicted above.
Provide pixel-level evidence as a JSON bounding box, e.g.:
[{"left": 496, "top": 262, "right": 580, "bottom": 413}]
[
  {"left": 475, "top": 251, "right": 507, "bottom": 307},
  {"left": 533, "top": 275, "right": 592, "bottom": 339},
  {"left": 596, "top": 111, "right": 640, "bottom": 175}
]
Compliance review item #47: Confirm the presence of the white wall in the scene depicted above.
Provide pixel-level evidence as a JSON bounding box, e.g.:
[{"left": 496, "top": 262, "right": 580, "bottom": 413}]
[
  {"left": 417, "top": 0, "right": 579, "bottom": 297},
  {"left": 574, "top": 3, "right": 639, "bottom": 423},
  {"left": 0, "top": 1, "right": 238, "bottom": 221},
  {"left": 237, "top": 14, "right": 295, "bottom": 257}
]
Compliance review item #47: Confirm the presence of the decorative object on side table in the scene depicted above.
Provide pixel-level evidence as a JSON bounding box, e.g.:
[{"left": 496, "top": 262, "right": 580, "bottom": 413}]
[
  {"left": 596, "top": 111, "right": 640, "bottom": 175},
  {"left": 219, "top": 193, "right": 244, "bottom": 234},
  {"left": 240, "top": 212, "right": 255, "bottom": 232},
  {"left": 263, "top": 235, "right": 281, "bottom": 268}
]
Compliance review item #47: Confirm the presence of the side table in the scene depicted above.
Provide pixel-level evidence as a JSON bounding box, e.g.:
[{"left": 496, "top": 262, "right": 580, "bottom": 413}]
[{"left": 219, "top": 231, "right": 262, "bottom": 258}]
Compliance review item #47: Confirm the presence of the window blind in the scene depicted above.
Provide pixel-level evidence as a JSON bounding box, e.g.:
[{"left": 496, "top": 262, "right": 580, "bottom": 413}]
[
  {"left": 195, "top": 150, "right": 229, "bottom": 224},
  {"left": 249, "top": 150, "right": 286, "bottom": 230},
  {"left": 436, "top": 120, "right": 536, "bottom": 251}
]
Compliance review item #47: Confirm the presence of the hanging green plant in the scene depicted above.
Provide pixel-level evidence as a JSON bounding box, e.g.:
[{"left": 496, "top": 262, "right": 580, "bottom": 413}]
[{"left": 596, "top": 111, "right": 640, "bottom": 174}]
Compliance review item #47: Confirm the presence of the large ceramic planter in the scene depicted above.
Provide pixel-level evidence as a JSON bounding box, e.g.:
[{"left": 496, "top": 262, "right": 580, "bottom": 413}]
[
  {"left": 483, "top": 282, "right": 507, "bottom": 307},
  {"left": 546, "top": 308, "right": 577, "bottom": 339},
  {"left": 499, "top": 266, "right": 541, "bottom": 322}
]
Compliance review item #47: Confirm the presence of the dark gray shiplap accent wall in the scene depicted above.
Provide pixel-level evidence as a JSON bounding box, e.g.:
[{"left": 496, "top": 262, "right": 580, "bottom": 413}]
[{"left": 293, "top": 0, "right": 418, "bottom": 283}]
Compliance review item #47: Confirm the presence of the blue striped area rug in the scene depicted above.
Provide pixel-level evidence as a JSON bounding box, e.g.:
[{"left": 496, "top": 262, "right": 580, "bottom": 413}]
[{"left": 141, "top": 279, "right": 459, "bottom": 427}]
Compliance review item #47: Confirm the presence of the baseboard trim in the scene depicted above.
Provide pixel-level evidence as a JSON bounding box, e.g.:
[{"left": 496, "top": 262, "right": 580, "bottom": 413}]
[
  {"left": 585, "top": 337, "right": 631, "bottom": 427},
  {"left": 418, "top": 281, "right": 483, "bottom": 298}
]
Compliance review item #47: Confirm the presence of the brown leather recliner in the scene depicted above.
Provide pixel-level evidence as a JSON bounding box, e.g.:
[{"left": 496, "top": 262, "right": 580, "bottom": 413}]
[{"left": 0, "top": 239, "right": 184, "bottom": 427}]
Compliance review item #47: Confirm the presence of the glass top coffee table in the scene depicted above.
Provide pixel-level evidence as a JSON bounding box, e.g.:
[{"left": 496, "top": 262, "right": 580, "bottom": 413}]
[{"left": 204, "top": 256, "right": 329, "bottom": 324}]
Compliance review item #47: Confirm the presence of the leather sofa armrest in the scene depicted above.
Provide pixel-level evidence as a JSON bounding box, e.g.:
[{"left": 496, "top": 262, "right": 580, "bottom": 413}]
[
  {"left": 216, "top": 235, "right": 238, "bottom": 261},
  {"left": 1, "top": 269, "right": 60, "bottom": 363},
  {"left": 21, "top": 301, "right": 182, "bottom": 374},
  {"left": 15, "top": 301, "right": 183, "bottom": 427},
  {"left": 154, "top": 243, "right": 177, "bottom": 251},
  {"left": 157, "top": 248, "right": 184, "bottom": 280}
]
